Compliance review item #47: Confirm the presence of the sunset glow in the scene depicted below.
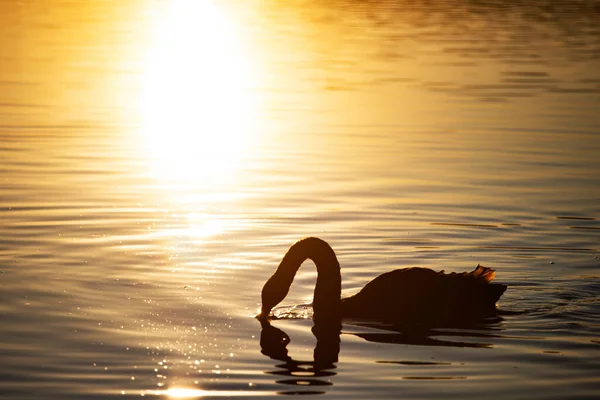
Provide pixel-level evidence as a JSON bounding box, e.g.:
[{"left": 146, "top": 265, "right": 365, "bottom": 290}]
[
  {"left": 140, "top": 0, "right": 255, "bottom": 184},
  {"left": 3, "top": 0, "right": 600, "bottom": 399}
]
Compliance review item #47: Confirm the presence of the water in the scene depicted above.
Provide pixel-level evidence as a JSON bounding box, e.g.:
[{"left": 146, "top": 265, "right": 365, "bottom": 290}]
[{"left": 1, "top": 0, "right": 599, "bottom": 398}]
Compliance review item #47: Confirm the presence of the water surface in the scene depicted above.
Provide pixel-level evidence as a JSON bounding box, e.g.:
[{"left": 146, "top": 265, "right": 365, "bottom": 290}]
[{"left": 1, "top": 0, "right": 599, "bottom": 399}]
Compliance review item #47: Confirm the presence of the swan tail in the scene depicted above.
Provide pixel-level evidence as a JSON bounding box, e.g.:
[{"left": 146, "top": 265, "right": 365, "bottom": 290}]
[
  {"left": 468, "top": 265, "right": 506, "bottom": 308},
  {"left": 471, "top": 264, "right": 496, "bottom": 282}
]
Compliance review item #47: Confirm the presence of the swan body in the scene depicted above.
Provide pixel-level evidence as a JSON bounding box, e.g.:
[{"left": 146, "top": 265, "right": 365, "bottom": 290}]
[{"left": 260, "top": 237, "right": 507, "bottom": 325}]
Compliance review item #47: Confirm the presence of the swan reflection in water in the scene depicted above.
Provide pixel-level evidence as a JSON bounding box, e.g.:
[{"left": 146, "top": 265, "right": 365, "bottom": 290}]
[
  {"left": 257, "top": 237, "right": 512, "bottom": 393},
  {"left": 259, "top": 316, "right": 505, "bottom": 394},
  {"left": 259, "top": 318, "right": 341, "bottom": 395}
]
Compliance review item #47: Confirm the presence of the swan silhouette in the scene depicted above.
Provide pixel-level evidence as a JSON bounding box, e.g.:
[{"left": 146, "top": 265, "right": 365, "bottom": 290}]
[{"left": 259, "top": 237, "right": 507, "bottom": 326}]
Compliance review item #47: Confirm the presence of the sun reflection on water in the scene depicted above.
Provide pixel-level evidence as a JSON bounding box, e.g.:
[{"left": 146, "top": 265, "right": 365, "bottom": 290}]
[
  {"left": 163, "top": 388, "right": 206, "bottom": 398},
  {"left": 140, "top": 0, "right": 257, "bottom": 186},
  {"left": 143, "top": 387, "right": 273, "bottom": 398}
]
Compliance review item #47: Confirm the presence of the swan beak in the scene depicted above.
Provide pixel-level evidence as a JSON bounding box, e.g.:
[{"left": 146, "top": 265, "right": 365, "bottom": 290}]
[
  {"left": 256, "top": 306, "right": 271, "bottom": 320},
  {"left": 256, "top": 312, "right": 268, "bottom": 321}
]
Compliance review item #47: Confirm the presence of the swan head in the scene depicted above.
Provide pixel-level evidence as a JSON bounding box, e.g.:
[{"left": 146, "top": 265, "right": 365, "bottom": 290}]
[{"left": 258, "top": 274, "right": 291, "bottom": 319}]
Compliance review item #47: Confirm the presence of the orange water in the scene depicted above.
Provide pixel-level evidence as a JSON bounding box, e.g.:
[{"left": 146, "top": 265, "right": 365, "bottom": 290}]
[{"left": 1, "top": 1, "right": 599, "bottom": 398}]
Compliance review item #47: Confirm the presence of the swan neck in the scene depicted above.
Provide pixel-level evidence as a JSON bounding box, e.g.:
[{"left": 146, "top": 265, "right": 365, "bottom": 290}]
[{"left": 276, "top": 237, "right": 342, "bottom": 319}]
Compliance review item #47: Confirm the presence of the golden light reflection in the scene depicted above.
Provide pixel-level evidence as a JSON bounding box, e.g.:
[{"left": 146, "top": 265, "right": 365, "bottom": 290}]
[
  {"left": 143, "top": 387, "right": 273, "bottom": 398},
  {"left": 140, "top": 0, "right": 256, "bottom": 185},
  {"left": 185, "top": 212, "right": 223, "bottom": 238},
  {"left": 151, "top": 213, "right": 225, "bottom": 240},
  {"left": 164, "top": 388, "right": 205, "bottom": 398}
]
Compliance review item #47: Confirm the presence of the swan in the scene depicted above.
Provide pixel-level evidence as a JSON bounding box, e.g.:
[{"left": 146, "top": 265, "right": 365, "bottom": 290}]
[{"left": 259, "top": 237, "right": 507, "bottom": 325}]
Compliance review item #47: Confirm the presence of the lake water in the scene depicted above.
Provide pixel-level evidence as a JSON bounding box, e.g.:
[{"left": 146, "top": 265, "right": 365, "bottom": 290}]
[{"left": 1, "top": 0, "right": 599, "bottom": 398}]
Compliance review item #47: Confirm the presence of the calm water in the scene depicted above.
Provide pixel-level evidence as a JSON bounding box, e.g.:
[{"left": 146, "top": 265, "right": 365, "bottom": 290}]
[{"left": 1, "top": 0, "right": 600, "bottom": 398}]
